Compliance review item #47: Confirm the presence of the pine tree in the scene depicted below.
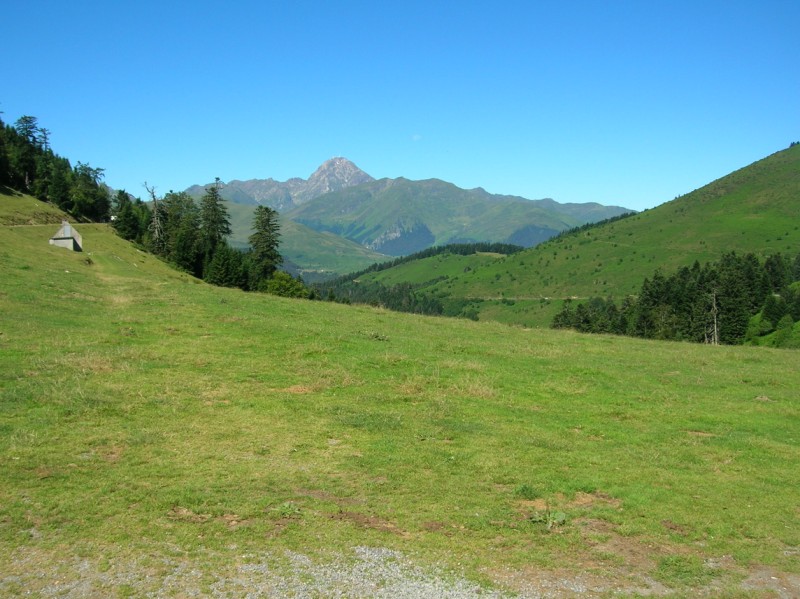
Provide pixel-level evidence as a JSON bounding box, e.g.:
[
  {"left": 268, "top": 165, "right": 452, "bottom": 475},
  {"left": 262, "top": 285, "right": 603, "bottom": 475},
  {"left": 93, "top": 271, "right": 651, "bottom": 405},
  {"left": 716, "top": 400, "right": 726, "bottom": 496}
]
[
  {"left": 206, "top": 243, "right": 246, "bottom": 288},
  {"left": 71, "top": 162, "right": 110, "bottom": 220},
  {"left": 716, "top": 253, "right": 751, "bottom": 344},
  {"left": 112, "top": 190, "right": 141, "bottom": 241},
  {"left": 248, "top": 204, "right": 282, "bottom": 287},
  {"left": 199, "top": 178, "right": 231, "bottom": 262}
]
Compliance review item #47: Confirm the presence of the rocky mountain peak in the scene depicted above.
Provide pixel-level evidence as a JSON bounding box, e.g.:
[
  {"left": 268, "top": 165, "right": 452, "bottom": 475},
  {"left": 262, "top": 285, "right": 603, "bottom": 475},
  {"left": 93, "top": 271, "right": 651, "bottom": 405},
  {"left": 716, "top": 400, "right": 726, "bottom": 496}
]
[
  {"left": 184, "top": 157, "right": 374, "bottom": 210},
  {"left": 301, "top": 158, "right": 374, "bottom": 202}
]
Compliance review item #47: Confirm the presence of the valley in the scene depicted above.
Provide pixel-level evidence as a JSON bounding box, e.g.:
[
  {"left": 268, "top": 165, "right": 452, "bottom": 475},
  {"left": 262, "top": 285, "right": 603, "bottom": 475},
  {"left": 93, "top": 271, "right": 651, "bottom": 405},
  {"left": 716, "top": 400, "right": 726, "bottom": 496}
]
[{"left": 1, "top": 190, "right": 798, "bottom": 596}]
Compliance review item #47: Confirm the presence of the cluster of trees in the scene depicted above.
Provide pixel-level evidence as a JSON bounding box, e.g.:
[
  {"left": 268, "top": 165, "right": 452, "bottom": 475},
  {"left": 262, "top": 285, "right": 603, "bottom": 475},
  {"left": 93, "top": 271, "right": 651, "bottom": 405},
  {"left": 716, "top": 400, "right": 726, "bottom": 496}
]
[
  {"left": 0, "top": 114, "right": 110, "bottom": 221},
  {"left": 316, "top": 243, "right": 524, "bottom": 316},
  {"left": 113, "top": 180, "right": 297, "bottom": 294},
  {"left": 552, "top": 251, "right": 800, "bottom": 347},
  {"left": 324, "top": 242, "right": 523, "bottom": 287},
  {"left": 1, "top": 111, "right": 307, "bottom": 297},
  {"left": 320, "top": 280, "right": 444, "bottom": 315}
]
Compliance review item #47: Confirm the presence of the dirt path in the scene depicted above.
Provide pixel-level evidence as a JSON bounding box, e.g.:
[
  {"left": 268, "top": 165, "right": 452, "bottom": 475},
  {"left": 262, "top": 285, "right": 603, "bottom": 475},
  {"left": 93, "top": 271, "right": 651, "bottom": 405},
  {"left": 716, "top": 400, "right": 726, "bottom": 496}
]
[{"left": 2, "top": 545, "right": 798, "bottom": 598}]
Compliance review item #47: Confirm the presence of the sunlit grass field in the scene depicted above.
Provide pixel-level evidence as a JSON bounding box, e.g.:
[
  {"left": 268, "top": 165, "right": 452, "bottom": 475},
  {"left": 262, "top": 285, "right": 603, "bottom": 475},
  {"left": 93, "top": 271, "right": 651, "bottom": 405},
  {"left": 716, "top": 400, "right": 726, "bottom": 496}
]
[
  {"left": 1, "top": 192, "right": 798, "bottom": 595},
  {"left": 353, "top": 145, "right": 800, "bottom": 328}
]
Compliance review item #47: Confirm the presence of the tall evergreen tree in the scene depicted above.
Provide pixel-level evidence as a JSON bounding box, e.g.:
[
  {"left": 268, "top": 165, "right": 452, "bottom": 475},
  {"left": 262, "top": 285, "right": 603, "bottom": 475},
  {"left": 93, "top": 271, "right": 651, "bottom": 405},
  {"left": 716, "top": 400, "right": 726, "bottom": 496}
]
[
  {"left": 764, "top": 253, "right": 792, "bottom": 293},
  {"left": 248, "top": 204, "right": 282, "bottom": 287},
  {"left": 206, "top": 243, "right": 246, "bottom": 289},
  {"left": 112, "top": 190, "right": 141, "bottom": 241},
  {"left": 199, "top": 178, "right": 231, "bottom": 264},
  {"left": 71, "top": 162, "right": 110, "bottom": 220}
]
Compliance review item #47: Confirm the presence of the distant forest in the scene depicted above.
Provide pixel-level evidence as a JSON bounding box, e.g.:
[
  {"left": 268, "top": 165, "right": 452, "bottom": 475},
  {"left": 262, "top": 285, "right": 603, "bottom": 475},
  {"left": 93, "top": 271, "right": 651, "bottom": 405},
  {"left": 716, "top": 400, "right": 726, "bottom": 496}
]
[
  {"left": 317, "top": 243, "right": 524, "bottom": 316},
  {"left": 553, "top": 251, "right": 800, "bottom": 347},
  {"left": 0, "top": 115, "right": 109, "bottom": 221}
]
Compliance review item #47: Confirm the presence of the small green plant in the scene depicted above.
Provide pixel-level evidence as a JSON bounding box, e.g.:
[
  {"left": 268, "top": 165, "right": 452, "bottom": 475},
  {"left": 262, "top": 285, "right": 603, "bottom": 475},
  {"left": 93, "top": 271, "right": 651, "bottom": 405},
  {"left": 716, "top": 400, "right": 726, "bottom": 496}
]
[
  {"left": 514, "top": 484, "right": 539, "bottom": 500},
  {"left": 269, "top": 502, "right": 302, "bottom": 519},
  {"left": 529, "top": 507, "right": 568, "bottom": 530}
]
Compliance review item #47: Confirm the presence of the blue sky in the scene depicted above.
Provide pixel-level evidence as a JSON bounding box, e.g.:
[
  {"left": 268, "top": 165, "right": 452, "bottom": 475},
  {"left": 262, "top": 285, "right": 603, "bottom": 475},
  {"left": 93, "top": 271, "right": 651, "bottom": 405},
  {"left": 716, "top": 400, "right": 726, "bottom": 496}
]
[{"left": 3, "top": 0, "right": 798, "bottom": 210}]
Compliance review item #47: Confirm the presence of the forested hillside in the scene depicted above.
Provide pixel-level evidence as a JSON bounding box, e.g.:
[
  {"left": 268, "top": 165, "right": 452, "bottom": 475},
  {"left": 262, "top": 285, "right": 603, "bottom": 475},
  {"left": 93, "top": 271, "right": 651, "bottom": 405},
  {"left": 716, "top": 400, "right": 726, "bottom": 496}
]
[
  {"left": 334, "top": 144, "right": 800, "bottom": 328},
  {"left": 0, "top": 115, "right": 109, "bottom": 221},
  {"left": 553, "top": 251, "right": 800, "bottom": 347}
]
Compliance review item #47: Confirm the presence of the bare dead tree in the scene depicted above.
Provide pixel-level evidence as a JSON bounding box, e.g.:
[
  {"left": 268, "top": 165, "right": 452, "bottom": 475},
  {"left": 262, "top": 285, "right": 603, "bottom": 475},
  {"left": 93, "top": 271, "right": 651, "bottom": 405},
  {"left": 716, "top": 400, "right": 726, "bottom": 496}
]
[
  {"left": 708, "top": 290, "right": 720, "bottom": 345},
  {"left": 144, "top": 182, "right": 166, "bottom": 255}
]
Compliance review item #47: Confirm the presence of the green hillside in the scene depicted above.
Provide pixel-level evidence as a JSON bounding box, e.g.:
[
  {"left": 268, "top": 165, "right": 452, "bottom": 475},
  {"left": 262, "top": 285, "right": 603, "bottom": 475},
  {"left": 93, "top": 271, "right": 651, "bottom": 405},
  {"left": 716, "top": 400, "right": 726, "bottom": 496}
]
[
  {"left": 1, "top": 190, "right": 799, "bottom": 595},
  {"left": 287, "top": 177, "right": 629, "bottom": 256},
  {"left": 353, "top": 145, "right": 800, "bottom": 326},
  {"left": 225, "top": 201, "right": 388, "bottom": 278}
]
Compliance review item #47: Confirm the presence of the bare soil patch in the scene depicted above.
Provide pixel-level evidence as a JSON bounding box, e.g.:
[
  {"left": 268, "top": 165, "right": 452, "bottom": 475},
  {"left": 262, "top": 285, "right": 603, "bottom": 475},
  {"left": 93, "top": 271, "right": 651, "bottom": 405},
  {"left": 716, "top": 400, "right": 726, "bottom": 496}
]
[{"left": 330, "top": 510, "right": 411, "bottom": 538}]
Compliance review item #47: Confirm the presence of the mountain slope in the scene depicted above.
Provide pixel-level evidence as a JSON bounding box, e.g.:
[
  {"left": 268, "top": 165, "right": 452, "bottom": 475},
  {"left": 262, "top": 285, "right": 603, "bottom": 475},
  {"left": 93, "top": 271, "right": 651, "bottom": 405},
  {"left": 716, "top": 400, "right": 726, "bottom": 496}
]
[
  {"left": 224, "top": 201, "right": 388, "bottom": 279},
  {"left": 188, "top": 158, "right": 632, "bottom": 267},
  {"left": 287, "top": 177, "right": 632, "bottom": 256},
  {"left": 348, "top": 144, "right": 800, "bottom": 325},
  {"left": 2, "top": 189, "right": 799, "bottom": 596},
  {"left": 186, "top": 157, "right": 374, "bottom": 210}
]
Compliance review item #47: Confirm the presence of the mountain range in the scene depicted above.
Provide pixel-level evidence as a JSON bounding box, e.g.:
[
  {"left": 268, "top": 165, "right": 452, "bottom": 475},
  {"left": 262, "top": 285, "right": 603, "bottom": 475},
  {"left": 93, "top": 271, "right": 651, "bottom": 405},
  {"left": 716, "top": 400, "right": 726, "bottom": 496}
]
[
  {"left": 185, "top": 157, "right": 375, "bottom": 211},
  {"left": 334, "top": 143, "right": 800, "bottom": 326},
  {"left": 187, "top": 158, "right": 633, "bottom": 272}
]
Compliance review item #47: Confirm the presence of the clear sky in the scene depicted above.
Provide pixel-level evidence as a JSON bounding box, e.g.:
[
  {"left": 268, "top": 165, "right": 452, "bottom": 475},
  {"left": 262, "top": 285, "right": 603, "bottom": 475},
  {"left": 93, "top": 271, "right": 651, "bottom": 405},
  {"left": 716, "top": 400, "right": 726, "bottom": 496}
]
[{"left": 3, "top": 0, "right": 798, "bottom": 211}]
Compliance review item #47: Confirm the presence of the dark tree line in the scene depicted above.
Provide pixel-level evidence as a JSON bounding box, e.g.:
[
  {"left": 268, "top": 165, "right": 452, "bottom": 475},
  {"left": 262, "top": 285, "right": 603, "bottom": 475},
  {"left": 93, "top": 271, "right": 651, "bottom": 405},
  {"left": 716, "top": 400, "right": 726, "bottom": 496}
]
[
  {"left": 111, "top": 180, "right": 301, "bottom": 295},
  {"left": 552, "top": 252, "right": 800, "bottom": 347},
  {"left": 323, "top": 242, "right": 524, "bottom": 289},
  {"left": 0, "top": 114, "right": 110, "bottom": 221},
  {"left": 321, "top": 280, "right": 444, "bottom": 315},
  {"left": 315, "top": 242, "right": 524, "bottom": 316}
]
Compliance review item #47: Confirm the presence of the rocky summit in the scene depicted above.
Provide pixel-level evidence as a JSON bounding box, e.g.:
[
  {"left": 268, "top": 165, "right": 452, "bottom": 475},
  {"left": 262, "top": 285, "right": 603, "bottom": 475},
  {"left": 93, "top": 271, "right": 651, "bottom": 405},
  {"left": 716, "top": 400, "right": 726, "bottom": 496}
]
[{"left": 185, "top": 158, "right": 374, "bottom": 210}]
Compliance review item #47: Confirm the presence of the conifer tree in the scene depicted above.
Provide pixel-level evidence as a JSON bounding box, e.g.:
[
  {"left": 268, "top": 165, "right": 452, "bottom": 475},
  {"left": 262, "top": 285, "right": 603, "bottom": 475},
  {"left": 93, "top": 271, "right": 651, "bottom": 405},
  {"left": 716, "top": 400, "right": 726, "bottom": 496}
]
[
  {"left": 248, "top": 204, "right": 282, "bottom": 287},
  {"left": 112, "top": 190, "right": 141, "bottom": 241},
  {"left": 199, "top": 178, "right": 231, "bottom": 266}
]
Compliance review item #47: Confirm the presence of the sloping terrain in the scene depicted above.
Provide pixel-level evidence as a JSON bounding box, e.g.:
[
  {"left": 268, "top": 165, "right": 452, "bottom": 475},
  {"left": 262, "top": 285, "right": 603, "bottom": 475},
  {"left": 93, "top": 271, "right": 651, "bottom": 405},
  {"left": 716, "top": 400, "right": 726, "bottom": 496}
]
[
  {"left": 186, "top": 157, "right": 375, "bottom": 210},
  {"left": 287, "top": 177, "right": 631, "bottom": 256},
  {"left": 351, "top": 144, "right": 800, "bottom": 326},
  {"left": 1, "top": 191, "right": 798, "bottom": 596},
  {"left": 189, "top": 159, "right": 631, "bottom": 273},
  {"left": 225, "top": 201, "right": 388, "bottom": 279}
]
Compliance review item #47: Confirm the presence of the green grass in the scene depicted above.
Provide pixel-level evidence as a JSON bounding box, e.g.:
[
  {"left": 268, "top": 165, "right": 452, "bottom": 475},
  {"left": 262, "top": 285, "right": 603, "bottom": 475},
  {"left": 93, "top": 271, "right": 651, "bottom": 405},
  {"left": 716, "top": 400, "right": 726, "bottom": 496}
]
[
  {"left": 352, "top": 144, "right": 800, "bottom": 327},
  {"left": 225, "top": 202, "right": 388, "bottom": 277},
  {"left": 1, "top": 191, "right": 799, "bottom": 594}
]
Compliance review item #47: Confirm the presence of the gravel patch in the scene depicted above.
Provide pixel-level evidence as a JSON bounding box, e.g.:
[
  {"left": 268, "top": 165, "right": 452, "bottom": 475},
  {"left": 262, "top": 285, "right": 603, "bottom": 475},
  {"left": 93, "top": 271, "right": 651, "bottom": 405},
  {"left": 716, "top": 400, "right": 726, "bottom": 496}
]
[{"left": 1, "top": 545, "right": 515, "bottom": 598}]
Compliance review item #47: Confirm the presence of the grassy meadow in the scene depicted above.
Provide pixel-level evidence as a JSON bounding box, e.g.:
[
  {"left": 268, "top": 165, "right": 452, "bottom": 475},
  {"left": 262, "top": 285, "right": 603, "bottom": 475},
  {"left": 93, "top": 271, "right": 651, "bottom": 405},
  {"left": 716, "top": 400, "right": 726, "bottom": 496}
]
[
  {"left": 1, "top": 192, "right": 799, "bottom": 596},
  {"left": 351, "top": 145, "right": 800, "bottom": 328}
]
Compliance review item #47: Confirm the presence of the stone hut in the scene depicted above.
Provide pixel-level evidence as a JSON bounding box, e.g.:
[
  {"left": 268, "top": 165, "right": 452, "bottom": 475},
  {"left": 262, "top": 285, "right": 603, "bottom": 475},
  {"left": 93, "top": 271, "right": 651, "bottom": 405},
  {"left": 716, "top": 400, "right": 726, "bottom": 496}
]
[{"left": 49, "top": 220, "right": 83, "bottom": 252}]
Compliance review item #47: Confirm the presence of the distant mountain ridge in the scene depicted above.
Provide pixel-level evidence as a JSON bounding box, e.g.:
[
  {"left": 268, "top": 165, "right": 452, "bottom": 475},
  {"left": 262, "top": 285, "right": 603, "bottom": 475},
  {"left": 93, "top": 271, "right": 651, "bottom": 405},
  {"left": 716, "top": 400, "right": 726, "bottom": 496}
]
[
  {"left": 286, "top": 177, "right": 632, "bottom": 255},
  {"left": 186, "top": 157, "right": 634, "bottom": 263},
  {"left": 338, "top": 143, "right": 800, "bottom": 326},
  {"left": 185, "top": 157, "right": 374, "bottom": 210}
]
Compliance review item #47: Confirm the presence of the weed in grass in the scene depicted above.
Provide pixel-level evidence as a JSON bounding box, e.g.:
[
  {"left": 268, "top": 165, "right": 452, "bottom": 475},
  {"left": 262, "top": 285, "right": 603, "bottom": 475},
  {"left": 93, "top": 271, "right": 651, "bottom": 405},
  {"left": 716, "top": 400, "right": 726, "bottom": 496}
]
[
  {"left": 529, "top": 507, "right": 568, "bottom": 531},
  {"left": 514, "top": 484, "right": 540, "bottom": 500},
  {"left": 270, "top": 502, "right": 302, "bottom": 519}
]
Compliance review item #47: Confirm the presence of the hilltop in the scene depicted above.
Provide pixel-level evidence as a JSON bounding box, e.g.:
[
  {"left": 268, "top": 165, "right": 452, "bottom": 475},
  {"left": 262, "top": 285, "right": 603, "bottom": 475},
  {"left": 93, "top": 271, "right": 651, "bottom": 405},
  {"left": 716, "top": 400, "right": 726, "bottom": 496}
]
[
  {"left": 343, "top": 144, "right": 800, "bottom": 325},
  {"left": 186, "top": 157, "right": 375, "bottom": 210}
]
